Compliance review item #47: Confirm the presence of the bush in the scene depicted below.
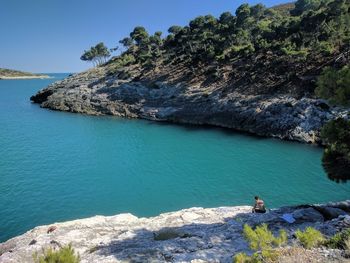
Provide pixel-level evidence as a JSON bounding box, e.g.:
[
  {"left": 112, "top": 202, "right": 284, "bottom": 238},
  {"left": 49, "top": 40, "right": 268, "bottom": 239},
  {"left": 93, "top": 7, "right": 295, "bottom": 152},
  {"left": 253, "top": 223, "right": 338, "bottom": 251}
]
[
  {"left": 233, "top": 249, "right": 280, "bottom": 263},
  {"left": 233, "top": 252, "right": 252, "bottom": 263},
  {"left": 295, "top": 227, "right": 324, "bottom": 249},
  {"left": 325, "top": 228, "right": 350, "bottom": 250},
  {"left": 107, "top": 54, "right": 136, "bottom": 75},
  {"left": 233, "top": 224, "right": 287, "bottom": 262},
  {"left": 243, "top": 224, "right": 287, "bottom": 251},
  {"left": 315, "top": 41, "right": 335, "bottom": 55},
  {"left": 33, "top": 244, "right": 80, "bottom": 263},
  {"left": 316, "top": 65, "right": 350, "bottom": 106},
  {"left": 281, "top": 47, "right": 309, "bottom": 59}
]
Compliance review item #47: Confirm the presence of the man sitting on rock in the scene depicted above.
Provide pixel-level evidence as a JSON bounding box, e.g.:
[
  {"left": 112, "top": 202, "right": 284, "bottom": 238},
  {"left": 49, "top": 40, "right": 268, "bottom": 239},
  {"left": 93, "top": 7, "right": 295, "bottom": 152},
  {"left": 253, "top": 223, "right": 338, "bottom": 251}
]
[{"left": 252, "top": 196, "right": 266, "bottom": 213}]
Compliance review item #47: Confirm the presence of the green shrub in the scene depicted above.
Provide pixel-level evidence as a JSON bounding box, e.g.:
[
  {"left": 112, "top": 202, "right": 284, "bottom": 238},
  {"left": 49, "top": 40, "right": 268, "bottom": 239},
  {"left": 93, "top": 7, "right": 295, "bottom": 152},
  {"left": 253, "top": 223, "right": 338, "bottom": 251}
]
[
  {"left": 233, "top": 249, "right": 281, "bottom": 263},
  {"left": 243, "top": 224, "right": 287, "bottom": 251},
  {"left": 229, "top": 43, "right": 255, "bottom": 55},
  {"left": 325, "top": 228, "right": 350, "bottom": 250},
  {"left": 260, "top": 249, "right": 280, "bottom": 261},
  {"left": 295, "top": 227, "right": 324, "bottom": 249},
  {"left": 274, "top": 230, "right": 288, "bottom": 247},
  {"left": 33, "top": 244, "right": 80, "bottom": 263},
  {"left": 233, "top": 252, "right": 253, "bottom": 263},
  {"left": 316, "top": 65, "right": 350, "bottom": 106},
  {"left": 280, "top": 42, "right": 309, "bottom": 58},
  {"left": 315, "top": 41, "right": 335, "bottom": 55},
  {"left": 233, "top": 224, "right": 287, "bottom": 262}
]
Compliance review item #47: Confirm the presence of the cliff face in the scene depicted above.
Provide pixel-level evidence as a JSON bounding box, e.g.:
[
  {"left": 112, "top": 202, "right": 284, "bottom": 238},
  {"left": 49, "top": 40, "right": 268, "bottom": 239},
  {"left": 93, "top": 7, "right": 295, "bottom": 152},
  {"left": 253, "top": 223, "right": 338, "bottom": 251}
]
[
  {"left": 1, "top": 201, "right": 349, "bottom": 262},
  {"left": 30, "top": 66, "right": 349, "bottom": 143}
]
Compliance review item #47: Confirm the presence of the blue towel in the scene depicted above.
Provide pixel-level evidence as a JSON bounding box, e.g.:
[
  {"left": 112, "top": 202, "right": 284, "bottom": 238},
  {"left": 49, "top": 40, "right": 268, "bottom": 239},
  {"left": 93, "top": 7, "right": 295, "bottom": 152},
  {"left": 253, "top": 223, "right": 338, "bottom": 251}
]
[{"left": 281, "top": 213, "right": 296, "bottom": 223}]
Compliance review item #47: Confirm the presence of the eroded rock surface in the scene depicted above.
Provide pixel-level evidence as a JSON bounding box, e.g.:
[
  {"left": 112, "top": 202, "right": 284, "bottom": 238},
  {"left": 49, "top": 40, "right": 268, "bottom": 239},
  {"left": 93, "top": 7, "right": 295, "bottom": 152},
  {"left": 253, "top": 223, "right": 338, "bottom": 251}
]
[
  {"left": 1, "top": 201, "right": 349, "bottom": 262},
  {"left": 30, "top": 68, "right": 349, "bottom": 144}
]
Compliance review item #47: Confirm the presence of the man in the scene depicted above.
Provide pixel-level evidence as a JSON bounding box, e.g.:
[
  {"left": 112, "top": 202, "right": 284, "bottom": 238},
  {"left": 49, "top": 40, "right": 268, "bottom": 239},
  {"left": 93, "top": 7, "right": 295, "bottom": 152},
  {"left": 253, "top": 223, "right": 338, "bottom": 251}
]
[{"left": 252, "top": 196, "right": 266, "bottom": 213}]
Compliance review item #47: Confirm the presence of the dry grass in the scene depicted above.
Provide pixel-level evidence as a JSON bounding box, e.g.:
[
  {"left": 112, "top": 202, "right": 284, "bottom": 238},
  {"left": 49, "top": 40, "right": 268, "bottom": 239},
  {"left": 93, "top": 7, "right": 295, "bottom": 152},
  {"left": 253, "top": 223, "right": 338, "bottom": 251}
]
[{"left": 276, "top": 247, "right": 348, "bottom": 263}]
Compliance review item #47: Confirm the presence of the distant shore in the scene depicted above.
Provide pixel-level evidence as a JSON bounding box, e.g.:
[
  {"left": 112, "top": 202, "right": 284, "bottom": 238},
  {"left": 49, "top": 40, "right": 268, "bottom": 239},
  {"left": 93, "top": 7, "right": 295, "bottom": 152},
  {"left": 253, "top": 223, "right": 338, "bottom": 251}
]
[
  {"left": 0, "top": 75, "right": 51, "bottom": 80},
  {"left": 0, "top": 68, "right": 51, "bottom": 80}
]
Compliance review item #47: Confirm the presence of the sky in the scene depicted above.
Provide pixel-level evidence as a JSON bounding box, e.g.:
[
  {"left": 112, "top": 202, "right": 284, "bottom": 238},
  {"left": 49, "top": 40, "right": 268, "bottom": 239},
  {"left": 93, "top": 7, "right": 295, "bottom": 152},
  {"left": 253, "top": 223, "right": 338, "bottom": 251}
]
[{"left": 1, "top": 0, "right": 286, "bottom": 73}]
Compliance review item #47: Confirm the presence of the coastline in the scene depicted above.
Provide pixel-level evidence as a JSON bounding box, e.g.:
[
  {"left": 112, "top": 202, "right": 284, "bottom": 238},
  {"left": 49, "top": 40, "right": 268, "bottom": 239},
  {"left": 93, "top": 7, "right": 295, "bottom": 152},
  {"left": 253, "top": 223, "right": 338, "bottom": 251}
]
[
  {"left": 30, "top": 68, "right": 350, "bottom": 144},
  {"left": 1, "top": 201, "right": 349, "bottom": 262},
  {"left": 0, "top": 75, "right": 51, "bottom": 80}
]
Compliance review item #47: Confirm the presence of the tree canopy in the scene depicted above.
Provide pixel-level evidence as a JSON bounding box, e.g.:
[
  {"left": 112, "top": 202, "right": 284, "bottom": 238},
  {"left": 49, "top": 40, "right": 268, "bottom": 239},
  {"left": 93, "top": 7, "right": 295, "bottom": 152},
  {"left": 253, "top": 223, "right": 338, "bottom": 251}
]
[
  {"left": 102, "top": 0, "right": 349, "bottom": 78},
  {"left": 321, "top": 118, "right": 350, "bottom": 183},
  {"left": 316, "top": 65, "right": 350, "bottom": 105},
  {"left": 80, "top": 42, "right": 110, "bottom": 66}
]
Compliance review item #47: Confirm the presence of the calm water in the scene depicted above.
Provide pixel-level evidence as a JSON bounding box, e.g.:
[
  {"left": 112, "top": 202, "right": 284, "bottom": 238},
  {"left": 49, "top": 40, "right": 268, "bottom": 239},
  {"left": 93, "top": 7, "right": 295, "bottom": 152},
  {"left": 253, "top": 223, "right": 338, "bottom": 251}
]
[{"left": 0, "top": 74, "right": 349, "bottom": 242}]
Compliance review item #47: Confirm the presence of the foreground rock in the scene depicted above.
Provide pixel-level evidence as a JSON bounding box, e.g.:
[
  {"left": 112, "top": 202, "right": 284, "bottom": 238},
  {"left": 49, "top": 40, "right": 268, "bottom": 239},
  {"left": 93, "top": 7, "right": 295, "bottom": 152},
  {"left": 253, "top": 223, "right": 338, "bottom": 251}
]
[
  {"left": 30, "top": 68, "right": 349, "bottom": 143},
  {"left": 1, "top": 201, "right": 349, "bottom": 262}
]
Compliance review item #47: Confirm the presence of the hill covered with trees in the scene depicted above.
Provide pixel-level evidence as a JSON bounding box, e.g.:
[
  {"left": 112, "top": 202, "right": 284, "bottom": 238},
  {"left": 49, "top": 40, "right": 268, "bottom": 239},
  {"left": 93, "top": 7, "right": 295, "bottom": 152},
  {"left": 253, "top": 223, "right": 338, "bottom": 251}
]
[
  {"left": 97, "top": 0, "right": 349, "bottom": 99},
  {"left": 0, "top": 68, "right": 49, "bottom": 79}
]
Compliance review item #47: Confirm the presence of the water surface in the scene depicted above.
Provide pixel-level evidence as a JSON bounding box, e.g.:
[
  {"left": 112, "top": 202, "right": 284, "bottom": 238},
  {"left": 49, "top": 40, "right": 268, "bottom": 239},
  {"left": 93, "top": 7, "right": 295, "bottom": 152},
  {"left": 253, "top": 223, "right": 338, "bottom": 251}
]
[{"left": 0, "top": 74, "right": 349, "bottom": 242}]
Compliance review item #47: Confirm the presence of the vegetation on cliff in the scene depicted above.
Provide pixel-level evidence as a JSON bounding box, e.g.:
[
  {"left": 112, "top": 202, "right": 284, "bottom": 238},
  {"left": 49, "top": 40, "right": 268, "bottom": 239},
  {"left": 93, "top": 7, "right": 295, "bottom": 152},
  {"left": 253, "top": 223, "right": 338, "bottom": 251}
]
[
  {"left": 316, "top": 65, "right": 350, "bottom": 106},
  {"left": 234, "top": 224, "right": 350, "bottom": 262},
  {"left": 83, "top": 0, "right": 350, "bottom": 97},
  {"left": 33, "top": 244, "right": 80, "bottom": 263}
]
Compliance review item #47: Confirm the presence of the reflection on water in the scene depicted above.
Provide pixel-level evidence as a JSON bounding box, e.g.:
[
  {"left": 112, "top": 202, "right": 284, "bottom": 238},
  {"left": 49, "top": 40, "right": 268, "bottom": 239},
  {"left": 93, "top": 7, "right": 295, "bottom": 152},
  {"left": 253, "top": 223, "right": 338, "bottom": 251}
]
[{"left": 323, "top": 154, "right": 350, "bottom": 183}]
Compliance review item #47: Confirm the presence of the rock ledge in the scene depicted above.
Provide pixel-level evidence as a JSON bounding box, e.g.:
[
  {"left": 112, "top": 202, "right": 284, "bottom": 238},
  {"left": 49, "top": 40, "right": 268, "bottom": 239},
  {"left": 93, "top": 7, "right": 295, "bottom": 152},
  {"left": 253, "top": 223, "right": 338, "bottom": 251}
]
[{"left": 1, "top": 200, "right": 350, "bottom": 262}]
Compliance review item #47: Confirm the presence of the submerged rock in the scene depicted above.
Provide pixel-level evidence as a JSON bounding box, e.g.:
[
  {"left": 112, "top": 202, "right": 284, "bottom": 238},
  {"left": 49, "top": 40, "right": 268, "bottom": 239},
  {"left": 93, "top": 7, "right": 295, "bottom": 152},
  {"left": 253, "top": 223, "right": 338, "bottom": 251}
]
[{"left": 1, "top": 201, "right": 349, "bottom": 262}]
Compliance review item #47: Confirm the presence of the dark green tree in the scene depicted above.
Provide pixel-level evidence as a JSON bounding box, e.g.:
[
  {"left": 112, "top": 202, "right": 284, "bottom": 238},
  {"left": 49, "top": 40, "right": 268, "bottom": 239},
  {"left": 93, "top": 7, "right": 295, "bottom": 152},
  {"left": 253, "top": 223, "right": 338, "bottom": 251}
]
[
  {"left": 291, "top": 0, "right": 322, "bottom": 16},
  {"left": 80, "top": 42, "right": 110, "bottom": 67},
  {"left": 316, "top": 65, "right": 350, "bottom": 105},
  {"left": 321, "top": 118, "right": 350, "bottom": 182}
]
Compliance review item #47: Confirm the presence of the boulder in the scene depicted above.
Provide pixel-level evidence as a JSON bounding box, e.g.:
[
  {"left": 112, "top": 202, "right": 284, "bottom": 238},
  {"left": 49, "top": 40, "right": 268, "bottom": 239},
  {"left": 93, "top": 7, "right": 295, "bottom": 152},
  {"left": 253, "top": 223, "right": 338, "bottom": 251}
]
[
  {"left": 315, "top": 206, "right": 348, "bottom": 220},
  {"left": 292, "top": 207, "right": 324, "bottom": 223}
]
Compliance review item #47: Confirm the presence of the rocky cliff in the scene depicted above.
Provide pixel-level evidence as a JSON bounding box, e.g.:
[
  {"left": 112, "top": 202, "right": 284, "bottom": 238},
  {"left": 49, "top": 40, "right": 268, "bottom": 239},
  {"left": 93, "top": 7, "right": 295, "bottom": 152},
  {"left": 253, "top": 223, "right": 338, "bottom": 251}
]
[
  {"left": 1, "top": 201, "right": 350, "bottom": 262},
  {"left": 30, "top": 67, "right": 349, "bottom": 144}
]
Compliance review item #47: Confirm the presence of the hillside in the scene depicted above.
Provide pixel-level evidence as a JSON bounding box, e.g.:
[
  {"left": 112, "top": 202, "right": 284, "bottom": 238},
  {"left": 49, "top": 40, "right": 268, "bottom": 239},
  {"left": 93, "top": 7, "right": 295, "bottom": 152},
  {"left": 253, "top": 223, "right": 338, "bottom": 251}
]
[
  {"left": 0, "top": 68, "right": 49, "bottom": 79},
  {"left": 31, "top": 0, "right": 350, "bottom": 143}
]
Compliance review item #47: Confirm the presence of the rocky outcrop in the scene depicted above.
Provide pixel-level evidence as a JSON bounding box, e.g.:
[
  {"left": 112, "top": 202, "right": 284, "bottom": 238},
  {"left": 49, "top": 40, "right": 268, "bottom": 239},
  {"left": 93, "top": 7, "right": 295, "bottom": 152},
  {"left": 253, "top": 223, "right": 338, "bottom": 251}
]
[
  {"left": 1, "top": 201, "right": 349, "bottom": 262},
  {"left": 30, "top": 68, "right": 349, "bottom": 143}
]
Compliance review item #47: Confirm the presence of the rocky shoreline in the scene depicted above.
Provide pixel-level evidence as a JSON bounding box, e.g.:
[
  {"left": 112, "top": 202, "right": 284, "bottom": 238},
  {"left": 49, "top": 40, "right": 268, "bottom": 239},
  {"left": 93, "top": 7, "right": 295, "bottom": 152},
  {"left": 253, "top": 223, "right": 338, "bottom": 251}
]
[
  {"left": 1, "top": 200, "right": 349, "bottom": 262},
  {"left": 30, "top": 68, "right": 349, "bottom": 144}
]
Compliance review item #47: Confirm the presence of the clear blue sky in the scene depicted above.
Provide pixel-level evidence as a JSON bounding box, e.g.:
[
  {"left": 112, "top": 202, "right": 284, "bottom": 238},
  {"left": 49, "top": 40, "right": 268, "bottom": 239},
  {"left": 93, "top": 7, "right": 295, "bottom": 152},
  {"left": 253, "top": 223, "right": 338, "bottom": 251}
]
[{"left": 1, "top": 0, "right": 286, "bottom": 73}]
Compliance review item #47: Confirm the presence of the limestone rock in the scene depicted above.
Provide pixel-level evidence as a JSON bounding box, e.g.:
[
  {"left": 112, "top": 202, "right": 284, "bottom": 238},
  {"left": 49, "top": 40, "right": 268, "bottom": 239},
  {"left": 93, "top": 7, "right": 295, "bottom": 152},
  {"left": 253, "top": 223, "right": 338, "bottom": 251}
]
[
  {"left": 1, "top": 201, "right": 349, "bottom": 262},
  {"left": 30, "top": 68, "right": 350, "bottom": 144}
]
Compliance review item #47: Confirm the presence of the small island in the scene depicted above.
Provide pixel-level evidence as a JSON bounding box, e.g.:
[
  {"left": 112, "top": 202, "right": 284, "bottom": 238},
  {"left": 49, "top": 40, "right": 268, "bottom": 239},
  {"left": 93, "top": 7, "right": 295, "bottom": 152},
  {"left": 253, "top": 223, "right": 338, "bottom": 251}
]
[{"left": 0, "top": 68, "right": 49, "bottom": 80}]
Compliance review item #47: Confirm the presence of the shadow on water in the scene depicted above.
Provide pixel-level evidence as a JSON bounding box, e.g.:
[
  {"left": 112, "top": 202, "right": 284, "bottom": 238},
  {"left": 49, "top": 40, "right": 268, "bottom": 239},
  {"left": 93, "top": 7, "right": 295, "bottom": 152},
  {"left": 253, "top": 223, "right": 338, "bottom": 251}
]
[
  {"left": 33, "top": 101, "right": 314, "bottom": 146},
  {"left": 322, "top": 155, "right": 350, "bottom": 183},
  {"left": 145, "top": 118, "right": 278, "bottom": 142}
]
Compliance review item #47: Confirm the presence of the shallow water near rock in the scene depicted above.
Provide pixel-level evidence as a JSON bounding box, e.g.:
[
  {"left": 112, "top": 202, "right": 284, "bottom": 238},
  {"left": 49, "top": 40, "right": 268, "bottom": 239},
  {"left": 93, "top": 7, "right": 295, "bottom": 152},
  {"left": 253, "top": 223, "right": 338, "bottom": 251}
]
[{"left": 0, "top": 74, "right": 349, "bottom": 242}]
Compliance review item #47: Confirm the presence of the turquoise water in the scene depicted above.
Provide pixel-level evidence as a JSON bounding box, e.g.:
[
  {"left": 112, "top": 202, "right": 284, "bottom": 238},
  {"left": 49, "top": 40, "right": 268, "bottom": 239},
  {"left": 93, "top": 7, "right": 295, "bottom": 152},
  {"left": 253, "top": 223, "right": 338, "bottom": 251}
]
[{"left": 0, "top": 74, "right": 349, "bottom": 242}]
